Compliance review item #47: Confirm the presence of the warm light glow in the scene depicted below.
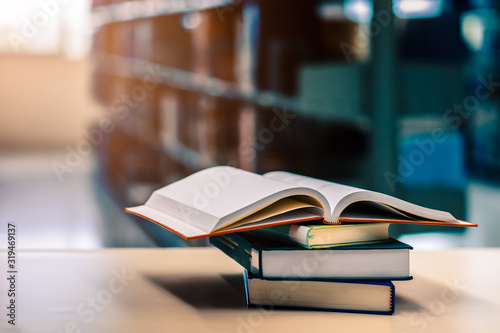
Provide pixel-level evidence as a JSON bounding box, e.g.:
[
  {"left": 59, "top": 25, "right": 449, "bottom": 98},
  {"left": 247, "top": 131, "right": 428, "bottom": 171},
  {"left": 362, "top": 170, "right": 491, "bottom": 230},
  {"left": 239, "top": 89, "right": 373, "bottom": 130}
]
[
  {"left": 317, "top": 2, "right": 344, "bottom": 20},
  {"left": 344, "top": 0, "right": 373, "bottom": 23},
  {"left": 399, "top": 0, "right": 432, "bottom": 12},
  {"left": 394, "top": 0, "right": 443, "bottom": 19},
  {"left": 182, "top": 12, "right": 202, "bottom": 30},
  {"left": 0, "top": 0, "right": 91, "bottom": 57}
]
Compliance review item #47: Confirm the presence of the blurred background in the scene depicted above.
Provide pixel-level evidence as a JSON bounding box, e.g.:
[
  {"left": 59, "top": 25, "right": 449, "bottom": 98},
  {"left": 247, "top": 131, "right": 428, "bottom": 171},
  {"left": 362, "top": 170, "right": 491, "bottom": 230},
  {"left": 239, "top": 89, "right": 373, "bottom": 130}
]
[{"left": 1, "top": 0, "right": 499, "bottom": 250}]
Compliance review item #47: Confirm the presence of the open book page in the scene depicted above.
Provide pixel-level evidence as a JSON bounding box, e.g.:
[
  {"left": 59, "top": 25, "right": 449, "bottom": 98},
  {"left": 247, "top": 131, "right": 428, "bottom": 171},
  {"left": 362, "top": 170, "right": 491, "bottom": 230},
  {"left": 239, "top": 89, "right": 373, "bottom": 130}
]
[
  {"left": 126, "top": 200, "right": 323, "bottom": 240},
  {"left": 218, "top": 198, "right": 323, "bottom": 230},
  {"left": 126, "top": 167, "right": 476, "bottom": 238},
  {"left": 339, "top": 201, "right": 478, "bottom": 226},
  {"left": 126, "top": 205, "right": 207, "bottom": 239},
  {"left": 340, "top": 201, "right": 424, "bottom": 220},
  {"left": 142, "top": 166, "right": 308, "bottom": 233},
  {"left": 263, "top": 171, "right": 470, "bottom": 224},
  {"left": 264, "top": 171, "right": 365, "bottom": 221}
]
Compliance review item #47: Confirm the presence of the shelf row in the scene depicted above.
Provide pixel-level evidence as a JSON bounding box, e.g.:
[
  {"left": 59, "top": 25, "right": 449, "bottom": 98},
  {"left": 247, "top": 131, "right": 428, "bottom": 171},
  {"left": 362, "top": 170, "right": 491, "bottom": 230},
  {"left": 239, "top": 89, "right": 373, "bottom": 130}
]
[
  {"left": 91, "top": 73, "right": 371, "bottom": 187},
  {"left": 93, "top": 52, "right": 370, "bottom": 125},
  {"left": 93, "top": 0, "right": 235, "bottom": 28}
]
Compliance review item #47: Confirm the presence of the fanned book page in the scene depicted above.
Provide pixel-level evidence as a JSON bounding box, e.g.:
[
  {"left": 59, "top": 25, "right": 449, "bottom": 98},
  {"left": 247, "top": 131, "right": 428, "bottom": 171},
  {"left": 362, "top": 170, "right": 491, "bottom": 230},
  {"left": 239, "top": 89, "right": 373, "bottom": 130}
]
[
  {"left": 263, "top": 171, "right": 460, "bottom": 223},
  {"left": 125, "top": 166, "right": 477, "bottom": 239}
]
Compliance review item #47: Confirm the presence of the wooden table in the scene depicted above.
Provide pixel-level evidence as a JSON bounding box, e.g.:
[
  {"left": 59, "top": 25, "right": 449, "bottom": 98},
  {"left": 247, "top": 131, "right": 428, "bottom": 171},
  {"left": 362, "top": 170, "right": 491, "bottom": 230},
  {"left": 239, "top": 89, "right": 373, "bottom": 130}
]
[{"left": 1, "top": 248, "right": 499, "bottom": 332}]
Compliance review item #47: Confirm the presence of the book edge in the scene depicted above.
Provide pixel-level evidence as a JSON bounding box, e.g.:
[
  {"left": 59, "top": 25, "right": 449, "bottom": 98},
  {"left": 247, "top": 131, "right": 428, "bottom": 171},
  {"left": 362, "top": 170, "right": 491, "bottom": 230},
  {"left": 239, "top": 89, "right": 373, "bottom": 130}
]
[{"left": 243, "top": 274, "right": 395, "bottom": 315}]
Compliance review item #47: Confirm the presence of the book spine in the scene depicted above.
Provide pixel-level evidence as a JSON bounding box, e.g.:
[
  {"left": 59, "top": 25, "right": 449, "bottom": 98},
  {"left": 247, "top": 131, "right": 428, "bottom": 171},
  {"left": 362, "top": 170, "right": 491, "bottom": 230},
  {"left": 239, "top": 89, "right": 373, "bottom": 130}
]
[
  {"left": 246, "top": 303, "right": 394, "bottom": 315},
  {"left": 209, "top": 234, "right": 255, "bottom": 273},
  {"left": 389, "top": 282, "right": 395, "bottom": 315},
  {"left": 243, "top": 269, "right": 250, "bottom": 308}
]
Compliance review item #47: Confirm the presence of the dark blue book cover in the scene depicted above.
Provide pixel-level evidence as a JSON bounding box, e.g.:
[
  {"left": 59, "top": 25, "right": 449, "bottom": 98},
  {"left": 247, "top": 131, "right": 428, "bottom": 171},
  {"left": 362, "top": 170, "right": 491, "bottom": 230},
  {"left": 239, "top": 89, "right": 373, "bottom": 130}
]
[
  {"left": 243, "top": 270, "right": 395, "bottom": 315},
  {"left": 210, "top": 233, "right": 412, "bottom": 280}
]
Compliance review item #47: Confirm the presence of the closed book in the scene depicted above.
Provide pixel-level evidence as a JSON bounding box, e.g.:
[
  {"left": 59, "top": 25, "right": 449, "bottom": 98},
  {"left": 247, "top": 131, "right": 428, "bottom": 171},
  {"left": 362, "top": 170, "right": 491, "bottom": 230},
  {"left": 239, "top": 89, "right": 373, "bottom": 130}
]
[
  {"left": 210, "top": 233, "right": 412, "bottom": 280},
  {"left": 246, "top": 223, "right": 390, "bottom": 249},
  {"left": 244, "top": 271, "right": 395, "bottom": 315}
]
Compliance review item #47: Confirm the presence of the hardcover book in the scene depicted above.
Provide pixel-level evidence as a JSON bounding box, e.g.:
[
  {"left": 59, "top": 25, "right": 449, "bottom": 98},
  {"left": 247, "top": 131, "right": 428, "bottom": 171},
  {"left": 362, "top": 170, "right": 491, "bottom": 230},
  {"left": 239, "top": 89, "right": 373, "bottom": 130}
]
[
  {"left": 210, "top": 233, "right": 413, "bottom": 280},
  {"left": 246, "top": 222, "right": 390, "bottom": 249},
  {"left": 244, "top": 271, "right": 395, "bottom": 315},
  {"left": 126, "top": 166, "right": 476, "bottom": 239}
]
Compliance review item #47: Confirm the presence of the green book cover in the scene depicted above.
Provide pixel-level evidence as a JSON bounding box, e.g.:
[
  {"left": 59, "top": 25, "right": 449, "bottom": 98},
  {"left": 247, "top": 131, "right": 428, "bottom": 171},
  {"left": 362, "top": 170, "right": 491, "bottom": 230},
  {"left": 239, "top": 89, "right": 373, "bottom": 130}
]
[{"left": 246, "top": 223, "right": 390, "bottom": 249}]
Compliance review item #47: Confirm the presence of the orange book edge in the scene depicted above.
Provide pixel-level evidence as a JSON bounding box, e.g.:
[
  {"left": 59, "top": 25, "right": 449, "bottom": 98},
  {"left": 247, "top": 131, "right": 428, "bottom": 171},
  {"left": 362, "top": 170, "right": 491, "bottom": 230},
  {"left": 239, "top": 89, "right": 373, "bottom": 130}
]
[
  {"left": 339, "top": 218, "right": 478, "bottom": 227},
  {"left": 124, "top": 208, "right": 477, "bottom": 240},
  {"left": 124, "top": 208, "right": 323, "bottom": 240}
]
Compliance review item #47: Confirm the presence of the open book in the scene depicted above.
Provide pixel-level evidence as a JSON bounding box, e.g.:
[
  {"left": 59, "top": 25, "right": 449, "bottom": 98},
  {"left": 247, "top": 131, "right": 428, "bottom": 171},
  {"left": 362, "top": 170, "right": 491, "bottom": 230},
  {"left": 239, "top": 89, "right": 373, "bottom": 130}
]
[{"left": 125, "top": 166, "right": 476, "bottom": 239}]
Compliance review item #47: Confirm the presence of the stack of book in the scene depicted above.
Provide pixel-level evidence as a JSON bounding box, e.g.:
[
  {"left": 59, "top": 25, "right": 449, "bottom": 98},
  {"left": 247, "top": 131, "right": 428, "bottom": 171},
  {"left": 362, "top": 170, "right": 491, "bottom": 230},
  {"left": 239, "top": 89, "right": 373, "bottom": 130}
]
[
  {"left": 126, "top": 166, "right": 477, "bottom": 314},
  {"left": 210, "top": 224, "right": 409, "bottom": 314}
]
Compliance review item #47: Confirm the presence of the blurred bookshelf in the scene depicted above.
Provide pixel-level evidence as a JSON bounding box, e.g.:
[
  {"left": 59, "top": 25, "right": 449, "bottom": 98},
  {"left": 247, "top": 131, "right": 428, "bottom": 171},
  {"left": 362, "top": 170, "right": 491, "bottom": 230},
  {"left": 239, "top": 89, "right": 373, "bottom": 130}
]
[
  {"left": 92, "top": 0, "right": 235, "bottom": 28},
  {"left": 90, "top": 0, "right": 479, "bottom": 245},
  {"left": 90, "top": 0, "right": 373, "bottom": 245}
]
